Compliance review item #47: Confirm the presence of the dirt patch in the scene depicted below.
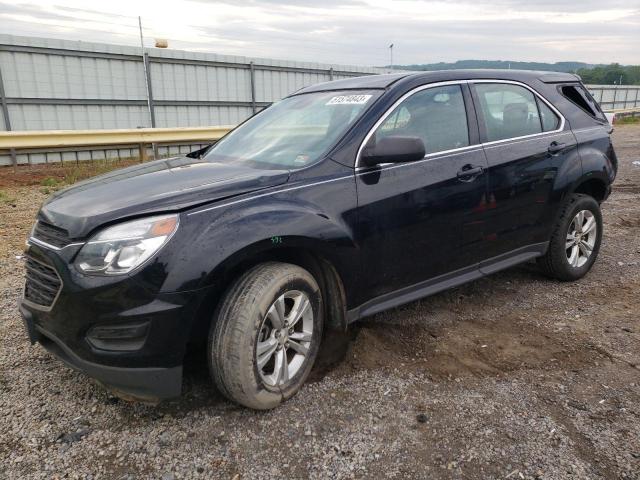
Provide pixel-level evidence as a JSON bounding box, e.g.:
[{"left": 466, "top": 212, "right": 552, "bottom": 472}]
[
  {"left": 614, "top": 183, "right": 640, "bottom": 194},
  {"left": 1, "top": 125, "right": 640, "bottom": 479},
  {"left": 342, "top": 314, "right": 601, "bottom": 379},
  {"left": 0, "top": 158, "right": 140, "bottom": 187}
]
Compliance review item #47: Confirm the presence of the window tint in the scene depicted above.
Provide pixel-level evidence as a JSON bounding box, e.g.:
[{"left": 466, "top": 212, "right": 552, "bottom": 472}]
[
  {"left": 375, "top": 85, "right": 469, "bottom": 155},
  {"left": 537, "top": 98, "right": 560, "bottom": 132},
  {"left": 475, "top": 83, "right": 542, "bottom": 141}
]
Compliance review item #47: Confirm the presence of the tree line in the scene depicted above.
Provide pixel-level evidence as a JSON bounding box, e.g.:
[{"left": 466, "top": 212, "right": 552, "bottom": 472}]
[
  {"left": 397, "top": 61, "right": 640, "bottom": 85},
  {"left": 576, "top": 64, "right": 640, "bottom": 85}
]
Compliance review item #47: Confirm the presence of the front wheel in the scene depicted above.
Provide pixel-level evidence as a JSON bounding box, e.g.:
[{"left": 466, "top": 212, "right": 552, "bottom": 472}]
[
  {"left": 537, "top": 193, "right": 603, "bottom": 281},
  {"left": 209, "top": 262, "right": 323, "bottom": 410}
]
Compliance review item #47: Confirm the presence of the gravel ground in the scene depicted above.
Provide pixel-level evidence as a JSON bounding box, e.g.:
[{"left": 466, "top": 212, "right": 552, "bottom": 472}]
[{"left": 1, "top": 126, "right": 639, "bottom": 479}]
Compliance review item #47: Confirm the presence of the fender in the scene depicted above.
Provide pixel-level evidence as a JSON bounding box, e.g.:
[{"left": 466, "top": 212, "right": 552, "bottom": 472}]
[
  {"left": 574, "top": 132, "right": 617, "bottom": 185},
  {"left": 568, "top": 123, "right": 615, "bottom": 200},
  {"left": 157, "top": 172, "right": 360, "bottom": 305}
]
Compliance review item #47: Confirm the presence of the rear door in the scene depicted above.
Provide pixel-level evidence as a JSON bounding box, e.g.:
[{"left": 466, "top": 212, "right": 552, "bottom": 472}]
[
  {"left": 355, "top": 83, "right": 489, "bottom": 305},
  {"left": 470, "top": 81, "right": 579, "bottom": 266}
]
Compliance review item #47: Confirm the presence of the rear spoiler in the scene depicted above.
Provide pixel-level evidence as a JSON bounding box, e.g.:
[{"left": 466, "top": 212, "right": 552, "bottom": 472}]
[{"left": 538, "top": 73, "right": 581, "bottom": 84}]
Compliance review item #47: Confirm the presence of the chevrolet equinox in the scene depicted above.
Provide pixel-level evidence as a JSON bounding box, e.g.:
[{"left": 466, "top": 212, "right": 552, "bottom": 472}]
[{"left": 20, "top": 70, "right": 617, "bottom": 409}]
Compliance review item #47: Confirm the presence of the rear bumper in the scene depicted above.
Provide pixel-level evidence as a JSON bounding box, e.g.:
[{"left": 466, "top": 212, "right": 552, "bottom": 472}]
[{"left": 21, "top": 303, "right": 183, "bottom": 402}]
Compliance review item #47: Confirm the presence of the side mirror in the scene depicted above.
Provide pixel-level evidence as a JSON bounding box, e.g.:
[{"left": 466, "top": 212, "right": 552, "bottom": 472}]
[{"left": 361, "top": 136, "right": 426, "bottom": 167}]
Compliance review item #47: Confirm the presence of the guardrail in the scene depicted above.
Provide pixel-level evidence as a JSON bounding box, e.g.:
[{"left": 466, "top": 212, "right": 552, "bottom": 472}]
[
  {"left": 608, "top": 107, "right": 640, "bottom": 118},
  {"left": 0, "top": 126, "right": 233, "bottom": 167},
  {"left": 1, "top": 105, "right": 639, "bottom": 168}
]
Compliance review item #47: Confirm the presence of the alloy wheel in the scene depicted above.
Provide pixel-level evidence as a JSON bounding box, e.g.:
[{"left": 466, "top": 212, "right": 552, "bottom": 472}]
[
  {"left": 256, "top": 290, "right": 314, "bottom": 387},
  {"left": 566, "top": 209, "right": 597, "bottom": 268}
]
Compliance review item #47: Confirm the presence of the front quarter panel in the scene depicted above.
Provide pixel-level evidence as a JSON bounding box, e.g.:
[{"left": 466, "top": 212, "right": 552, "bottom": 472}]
[{"left": 159, "top": 162, "right": 360, "bottom": 304}]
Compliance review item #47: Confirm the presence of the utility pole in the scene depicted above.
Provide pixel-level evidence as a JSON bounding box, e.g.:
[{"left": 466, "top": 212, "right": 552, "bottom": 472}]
[
  {"left": 389, "top": 44, "right": 394, "bottom": 73},
  {"left": 138, "top": 16, "right": 155, "bottom": 160}
]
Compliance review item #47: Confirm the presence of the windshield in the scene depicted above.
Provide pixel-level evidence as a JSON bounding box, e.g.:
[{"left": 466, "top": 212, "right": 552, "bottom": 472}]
[{"left": 203, "top": 89, "right": 381, "bottom": 169}]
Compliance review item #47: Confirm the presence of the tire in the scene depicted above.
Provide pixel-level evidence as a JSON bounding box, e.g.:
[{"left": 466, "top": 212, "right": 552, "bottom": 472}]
[
  {"left": 537, "top": 193, "right": 603, "bottom": 281},
  {"left": 208, "top": 262, "right": 323, "bottom": 410}
]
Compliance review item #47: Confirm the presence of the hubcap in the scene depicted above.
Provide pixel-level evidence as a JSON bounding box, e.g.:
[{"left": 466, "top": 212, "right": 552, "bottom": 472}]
[
  {"left": 256, "top": 290, "right": 313, "bottom": 387},
  {"left": 566, "top": 209, "right": 597, "bottom": 268}
]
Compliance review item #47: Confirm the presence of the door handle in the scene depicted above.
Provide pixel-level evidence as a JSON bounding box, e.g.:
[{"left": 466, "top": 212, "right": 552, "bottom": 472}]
[
  {"left": 457, "top": 164, "right": 485, "bottom": 182},
  {"left": 548, "top": 141, "right": 566, "bottom": 154}
]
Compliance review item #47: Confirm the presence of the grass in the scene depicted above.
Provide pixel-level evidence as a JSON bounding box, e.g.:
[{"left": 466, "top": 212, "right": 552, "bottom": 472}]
[
  {"left": 40, "top": 177, "right": 60, "bottom": 187},
  {"left": 63, "top": 161, "right": 127, "bottom": 185},
  {"left": 0, "top": 190, "right": 16, "bottom": 204},
  {"left": 0, "top": 157, "right": 142, "bottom": 189},
  {"left": 615, "top": 116, "right": 640, "bottom": 125}
]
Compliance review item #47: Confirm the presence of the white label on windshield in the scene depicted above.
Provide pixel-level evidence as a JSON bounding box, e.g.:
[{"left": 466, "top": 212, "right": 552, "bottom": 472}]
[{"left": 326, "top": 94, "right": 372, "bottom": 105}]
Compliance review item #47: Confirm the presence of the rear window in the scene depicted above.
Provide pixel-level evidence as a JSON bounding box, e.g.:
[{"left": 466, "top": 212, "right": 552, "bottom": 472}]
[
  {"left": 474, "top": 83, "right": 543, "bottom": 142},
  {"left": 560, "top": 85, "right": 607, "bottom": 122}
]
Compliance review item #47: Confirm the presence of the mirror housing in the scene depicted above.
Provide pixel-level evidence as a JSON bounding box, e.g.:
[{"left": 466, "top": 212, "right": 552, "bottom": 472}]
[{"left": 361, "top": 136, "right": 426, "bottom": 167}]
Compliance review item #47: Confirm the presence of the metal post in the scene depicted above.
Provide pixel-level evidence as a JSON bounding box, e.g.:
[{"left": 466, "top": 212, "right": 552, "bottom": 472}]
[
  {"left": 143, "top": 53, "right": 156, "bottom": 128},
  {"left": 0, "top": 63, "right": 17, "bottom": 169},
  {"left": 143, "top": 52, "right": 158, "bottom": 158},
  {"left": 139, "top": 143, "right": 148, "bottom": 162},
  {"left": 249, "top": 61, "right": 257, "bottom": 114},
  {"left": 138, "top": 16, "right": 156, "bottom": 160},
  {"left": 329, "top": 67, "right": 334, "bottom": 81},
  {"left": 612, "top": 86, "right": 618, "bottom": 110}
]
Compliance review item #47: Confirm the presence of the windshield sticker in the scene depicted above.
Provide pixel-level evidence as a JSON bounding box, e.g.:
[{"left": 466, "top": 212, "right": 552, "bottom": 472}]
[
  {"left": 294, "top": 154, "right": 310, "bottom": 164},
  {"left": 326, "top": 94, "right": 372, "bottom": 105}
]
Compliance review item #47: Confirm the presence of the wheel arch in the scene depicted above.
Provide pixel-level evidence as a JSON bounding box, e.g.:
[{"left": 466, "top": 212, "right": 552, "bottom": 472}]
[
  {"left": 186, "top": 240, "right": 350, "bottom": 349},
  {"left": 570, "top": 174, "right": 610, "bottom": 202}
]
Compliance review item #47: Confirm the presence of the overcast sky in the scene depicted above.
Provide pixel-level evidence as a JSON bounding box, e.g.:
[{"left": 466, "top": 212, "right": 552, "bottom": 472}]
[{"left": 1, "top": 0, "right": 639, "bottom": 66}]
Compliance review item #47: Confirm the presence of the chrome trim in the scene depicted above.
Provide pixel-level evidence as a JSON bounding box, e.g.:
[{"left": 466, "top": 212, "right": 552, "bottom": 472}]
[
  {"left": 22, "top": 255, "right": 63, "bottom": 312},
  {"left": 355, "top": 145, "right": 483, "bottom": 172},
  {"left": 571, "top": 125, "right": 609, "bottom": 135},
  {"left": 482, "top": 130, "right": 568, "bottom": 151},
  {"left": 28, "top": 236, "right": 84, "bottom": 252},
  {"left": 354, "top": 78, "right": 567, "bottom": 168}
]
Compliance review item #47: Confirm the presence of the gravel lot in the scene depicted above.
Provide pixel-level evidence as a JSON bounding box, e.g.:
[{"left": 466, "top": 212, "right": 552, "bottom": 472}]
[{"left": 1, "top": 126, "right": 639, "bottom": 479}]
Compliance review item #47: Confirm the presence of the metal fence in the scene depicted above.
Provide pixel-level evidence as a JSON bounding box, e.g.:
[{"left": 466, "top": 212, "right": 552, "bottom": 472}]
[
  {"left": 0, "top": 34, "right": 387, "bottom": 166},
  {"left": 588, "top": 85, "right": 640, "bottom": 111},
  {"left": 1, "top": 34, "right": 639, "bottom": 167}
]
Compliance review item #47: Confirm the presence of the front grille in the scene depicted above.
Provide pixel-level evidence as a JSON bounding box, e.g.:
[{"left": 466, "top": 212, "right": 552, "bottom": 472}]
[
  {"left": 33, "top": 221, "right": 71, "bottom": 248},
  {"left": 24, "top": 257, "right": 62, "bottom": 308}
]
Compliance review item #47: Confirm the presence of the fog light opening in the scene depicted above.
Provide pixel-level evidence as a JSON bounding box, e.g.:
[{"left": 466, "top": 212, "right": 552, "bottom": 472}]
[{"left": 87, "top": 321, "right": 150, "bottom": 351}]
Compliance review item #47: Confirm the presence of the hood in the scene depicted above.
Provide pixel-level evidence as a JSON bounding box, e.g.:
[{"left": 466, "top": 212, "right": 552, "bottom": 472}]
[{"left": 40, "top": 156, "right": 290, "bottom": 238}]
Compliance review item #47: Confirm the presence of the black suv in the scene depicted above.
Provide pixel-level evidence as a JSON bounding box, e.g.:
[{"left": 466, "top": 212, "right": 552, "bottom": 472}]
[{"left": 20, "top": 70, "right": 617, "bottom": 409}]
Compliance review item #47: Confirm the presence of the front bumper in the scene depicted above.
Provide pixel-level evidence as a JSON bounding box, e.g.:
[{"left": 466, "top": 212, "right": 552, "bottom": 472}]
[
  {"left": 21, "top": 304, "right": 182, "bottom": 401},
  {"left": 19, "top": 241, "right": 215, "bottom": 402}
]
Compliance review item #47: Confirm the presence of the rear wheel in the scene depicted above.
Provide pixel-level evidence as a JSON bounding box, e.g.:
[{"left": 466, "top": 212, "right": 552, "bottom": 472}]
[
  {"left": 537, "top": 193, "right": 603, "bottom": 281},
  {"left": 209, "top": 262, "right": 322, "bottom": 410}
]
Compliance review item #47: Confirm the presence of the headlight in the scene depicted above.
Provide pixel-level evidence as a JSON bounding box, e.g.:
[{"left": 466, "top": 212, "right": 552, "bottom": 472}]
[{"left": 75, "top": 214, "right": 179, "bottom": 275}]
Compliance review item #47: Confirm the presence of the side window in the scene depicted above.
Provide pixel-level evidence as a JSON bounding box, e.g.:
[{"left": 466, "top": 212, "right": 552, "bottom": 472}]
[
  {"left": 375, "top": 85, "right": 469, "bottom": 155},
  {"left": 537, "top": 98, "right": 561, "bottom": 132},
  {"left": 560, "top": 84, "right": 607, "bottom": 122},
  {"left": 474, "top": 83, "right": 542, "bottom": 142}
]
